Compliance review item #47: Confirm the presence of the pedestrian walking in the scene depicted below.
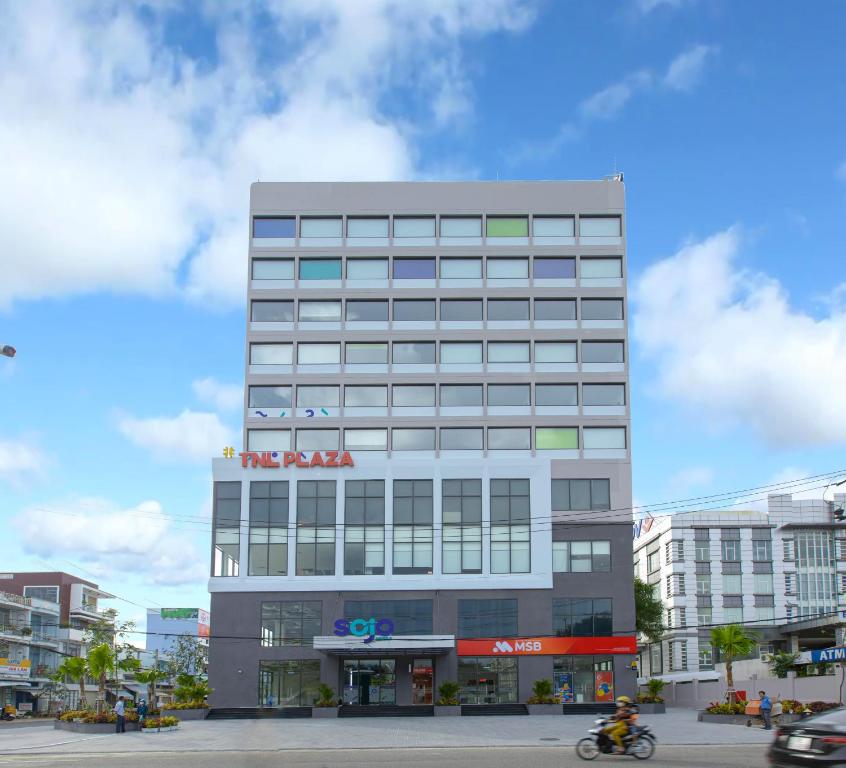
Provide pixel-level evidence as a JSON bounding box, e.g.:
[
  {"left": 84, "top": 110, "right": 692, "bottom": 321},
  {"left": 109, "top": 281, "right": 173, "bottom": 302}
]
[
  {"left": 759, "top": 690, "right": 773, "bottom": 730},
  {"left": 114, "top": 696, "right": 126, "bottom": 733}
]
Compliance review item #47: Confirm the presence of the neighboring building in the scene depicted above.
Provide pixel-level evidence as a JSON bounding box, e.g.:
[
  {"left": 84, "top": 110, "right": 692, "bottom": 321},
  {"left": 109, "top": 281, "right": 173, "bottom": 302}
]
[
  {"left": 208, "top": 180, "right": 635, "bottom": 711},
  {"left": 146, "top": 608, "right": 210, "bottom": 670},
  {"left": 0, "top": 572, "right": 114, "bottom": 710},
  {"left": 633, "top": 493, "right": 846, "bottom": 682}
]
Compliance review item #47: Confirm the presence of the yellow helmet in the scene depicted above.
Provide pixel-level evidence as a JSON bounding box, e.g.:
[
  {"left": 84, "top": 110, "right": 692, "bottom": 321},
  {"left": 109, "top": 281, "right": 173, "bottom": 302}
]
[{"left": 616, "top": 696, "right": 632, "bottom": 704}]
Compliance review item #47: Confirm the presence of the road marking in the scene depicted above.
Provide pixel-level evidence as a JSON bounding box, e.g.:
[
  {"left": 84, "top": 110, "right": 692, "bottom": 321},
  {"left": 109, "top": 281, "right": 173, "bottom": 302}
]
[{"left": 0, "top": 734, "right": 109, "bottom": 752}]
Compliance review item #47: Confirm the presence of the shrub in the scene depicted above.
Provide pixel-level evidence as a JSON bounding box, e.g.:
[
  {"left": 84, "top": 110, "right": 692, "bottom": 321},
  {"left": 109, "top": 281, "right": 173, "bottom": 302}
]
[
  {"left": 436, "top": 681, "right": 460, "bottom": 706},
  {"left": 705, "top": 702, "right": 746, "bottom": 715},
  {"left": 58, "top": 710, "right": 88, "bottom": 722},
  {"left": 807, "top": 701, "right": 840, "bottom": 713},
  {"left": 527, "top": 678, "right": 560, "bottom": 705},
  {"left": 163, "top": 701, "right": 208, "bottom": 710},
  {"left": 314, "top": 683, "right": 336, "bottom": 708},
  {"left": 142, "top": 716, "right": 179, "bottom": 729}
]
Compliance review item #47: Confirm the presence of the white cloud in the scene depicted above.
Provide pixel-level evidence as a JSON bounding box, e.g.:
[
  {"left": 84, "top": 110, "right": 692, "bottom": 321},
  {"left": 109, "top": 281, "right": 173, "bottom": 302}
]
[
  {"left": 634, "top": 0, "right": 688, "bottom": 13},
  {"left": 837, "top": 161, "right": 846, "bottom": 182},
  {"left": 0, "top": 438, "right": 48, "bottom": 487},
  {"left": 633, "top": 227, "right": 846, "bottom": 445},
  {"left": 579, "top": 71, "right": 653, "bottom": 121},
  {"left": 192, "top": 378, "right": 243, "bottom": 412},
  {"left": 663, "top": 44, "right": 716, "bottom": 91},
  {"left": 117, "top": 410, "right": 235, "bottom": 463},
  {"left": 0, "top": 1, "right": 535, "bottom": 310},
  {"left": 668, "top": 466, "right": 714, "bottom": 492},
  {"left": 17, "top": 499, "right": 207, "bottom": 586}
]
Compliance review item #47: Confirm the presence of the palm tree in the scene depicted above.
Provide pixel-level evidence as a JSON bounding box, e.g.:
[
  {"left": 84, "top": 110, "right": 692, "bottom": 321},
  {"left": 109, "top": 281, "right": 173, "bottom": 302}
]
[
  {"left": 135, "top": 668, "right": 167, "bottom": 708},
  {"left": 86, "top": 643, "right": 115, "bottom": 713},
  {"left": 710, "top": 624, "right": 757, "bottom": 701},
  {"left": 55, "top": 656, "right": 89, "bottom": 709}
]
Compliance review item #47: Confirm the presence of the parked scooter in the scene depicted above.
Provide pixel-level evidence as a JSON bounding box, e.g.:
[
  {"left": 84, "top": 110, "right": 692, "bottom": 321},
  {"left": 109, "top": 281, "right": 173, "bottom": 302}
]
[
  {"left": 0, "top": 706, "right": 16, "bottom": 722},
  {"left": 576, "top": 716, "right": 656, "bottom": 760}
]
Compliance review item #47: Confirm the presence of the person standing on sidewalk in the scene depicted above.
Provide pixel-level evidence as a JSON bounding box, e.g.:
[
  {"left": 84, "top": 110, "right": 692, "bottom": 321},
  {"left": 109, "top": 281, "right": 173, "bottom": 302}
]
[
  {"left": 759, "top": 690, "right": 773, "bottom": 730},
  {"left": 114, "top": 696, "right": 126, "bottom": 733}
]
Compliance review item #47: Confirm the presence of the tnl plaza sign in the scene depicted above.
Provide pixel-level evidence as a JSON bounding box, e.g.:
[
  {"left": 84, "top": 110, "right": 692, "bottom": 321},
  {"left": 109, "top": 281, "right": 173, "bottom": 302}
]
[
  {"left": 236, "top": 451, "right": 355, "bottom": 469},
  {"left": 456, "top": 636, "right": 637, "bottom": 656}
]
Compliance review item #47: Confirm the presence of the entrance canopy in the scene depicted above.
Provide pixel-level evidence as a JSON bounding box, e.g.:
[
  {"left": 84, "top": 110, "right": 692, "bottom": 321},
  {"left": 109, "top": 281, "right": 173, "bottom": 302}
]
[{"left": 314, "top": 635, "right": 455, "bottom": 656}]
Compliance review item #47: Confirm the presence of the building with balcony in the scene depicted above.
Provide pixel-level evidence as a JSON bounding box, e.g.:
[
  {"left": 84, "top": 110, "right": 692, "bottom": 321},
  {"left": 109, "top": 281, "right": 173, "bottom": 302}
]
[{"left": 208, "top": 180, "right": 636, "bottom": 713}]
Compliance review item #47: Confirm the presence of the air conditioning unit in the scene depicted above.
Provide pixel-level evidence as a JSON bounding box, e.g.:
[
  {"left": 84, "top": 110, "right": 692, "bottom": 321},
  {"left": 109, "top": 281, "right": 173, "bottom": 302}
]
[{"left": 761, "top": 653, "right": 772, "bottom": 662}]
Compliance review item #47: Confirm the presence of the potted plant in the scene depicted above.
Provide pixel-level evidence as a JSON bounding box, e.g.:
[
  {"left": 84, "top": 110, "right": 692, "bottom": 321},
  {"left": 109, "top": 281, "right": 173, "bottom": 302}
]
[
  {"left": 637, "top": 679, "right": 666, "bottom": 714},
  {"left": 526, "top": 679, "right": 562, "bottom": 715},
  {"left": 434, "top": 681, "right": 461, "bottom": 716},
  {"left": 312, "top": 683, "right": 338, "bottom": 718}
]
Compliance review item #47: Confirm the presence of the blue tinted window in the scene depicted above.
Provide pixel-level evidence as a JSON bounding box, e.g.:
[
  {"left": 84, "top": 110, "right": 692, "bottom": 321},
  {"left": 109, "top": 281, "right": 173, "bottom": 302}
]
[{"left": 253, "top": 217, "right": 296, "bottom": 238}]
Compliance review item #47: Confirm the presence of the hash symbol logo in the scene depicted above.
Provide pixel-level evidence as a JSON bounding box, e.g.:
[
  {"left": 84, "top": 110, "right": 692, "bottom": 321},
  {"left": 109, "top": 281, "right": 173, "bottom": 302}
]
[
  {"left": 492, "top": 641, "right": 513, "bottom": 654},
  {"left": 223, "top": 447, "right": 235, "bottom": 458}
]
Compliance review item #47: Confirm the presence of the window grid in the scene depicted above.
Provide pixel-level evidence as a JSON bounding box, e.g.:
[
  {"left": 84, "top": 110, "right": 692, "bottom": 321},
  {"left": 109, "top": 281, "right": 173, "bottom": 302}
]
[
  {"left": 442, "top": 480, "right": 483, "bottom": 574},
  {"left": 248, "top": 481, "right": 289, "bottom": 577},
  {"left": 393, "top": 480, "right": 434, "bottom": 574},
  {"left": 344, "top": 480, "right": 385, "bottom": 576},
  {"left": 296, "top": 481, "right": 336, "bottom": 576},
  {"left": 490, "top": 479, "right": 531, "bottom": 574}
]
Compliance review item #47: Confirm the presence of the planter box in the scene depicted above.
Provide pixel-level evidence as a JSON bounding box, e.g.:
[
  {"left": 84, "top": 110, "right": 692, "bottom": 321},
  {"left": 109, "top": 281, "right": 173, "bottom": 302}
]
[
  {"left": 142, "top": 726, "right": 179, "bottom": 733},
  {"left": 161, "top": 708, "right": 207, "bottom": 720},
  {"left": 54, "top": 720, "right": 139, "bottom": 733},
  {"left": 527, "top": 704, "right": 562, "bottom": 716},
  {"left": 434, "top": 705, "right": 461, "bottom": 717},
  {"left": 637, "top": 702, "right": 666, "bottom": 714},
  {"left": 778, "top": 713, "right": 802, "bottom": 724},
  {"left": 697, "top": 713, "right": 749, "bottom": 725},
  {"left": 312, "top": 707, "right": 338, "bottom": 718}
]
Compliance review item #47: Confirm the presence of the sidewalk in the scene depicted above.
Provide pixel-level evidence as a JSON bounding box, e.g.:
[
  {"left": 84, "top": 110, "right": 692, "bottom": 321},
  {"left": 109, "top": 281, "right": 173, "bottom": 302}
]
[{"left": 0, "top": 710, "right": 774, "bottom": 755}]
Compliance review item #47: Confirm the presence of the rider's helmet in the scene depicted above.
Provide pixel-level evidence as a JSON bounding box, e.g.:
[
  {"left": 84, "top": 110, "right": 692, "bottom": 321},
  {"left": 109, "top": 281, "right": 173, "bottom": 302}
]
[{"left": 615, "top": 695, "right": 632, "bottom": 705}]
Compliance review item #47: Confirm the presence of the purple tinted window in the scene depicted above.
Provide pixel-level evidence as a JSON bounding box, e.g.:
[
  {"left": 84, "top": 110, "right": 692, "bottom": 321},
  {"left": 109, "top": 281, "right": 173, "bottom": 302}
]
[
  {"left": 253, "top": 217, "right": 296, "bottom": 238},
  {"left": 533, "top": 258, "right": 575, "bottom": 279},
  {"left": 393, "top": 259, "right": 436, "bottom": 279}
]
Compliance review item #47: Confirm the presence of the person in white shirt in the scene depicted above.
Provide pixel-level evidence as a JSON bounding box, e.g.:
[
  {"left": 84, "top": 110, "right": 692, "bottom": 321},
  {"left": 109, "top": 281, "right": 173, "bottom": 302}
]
[{"left": 114, "top": 696, "right": 126, "bottom": 733}]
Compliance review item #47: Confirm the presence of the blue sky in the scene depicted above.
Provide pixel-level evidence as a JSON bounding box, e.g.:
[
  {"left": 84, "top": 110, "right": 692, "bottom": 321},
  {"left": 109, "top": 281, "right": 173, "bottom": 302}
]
[{"left": 1, "top": 0, "right": 845, "bottom": 638}]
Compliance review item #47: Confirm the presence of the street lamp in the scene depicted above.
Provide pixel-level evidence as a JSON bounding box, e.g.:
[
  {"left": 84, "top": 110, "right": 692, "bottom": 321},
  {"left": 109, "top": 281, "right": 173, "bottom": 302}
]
[{"left": 1, "top": 345, "right": 15, "bottom": 358}]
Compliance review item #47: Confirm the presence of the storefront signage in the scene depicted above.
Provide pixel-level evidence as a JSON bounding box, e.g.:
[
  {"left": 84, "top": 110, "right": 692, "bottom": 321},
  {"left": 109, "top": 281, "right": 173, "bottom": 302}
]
[
  {"left": 0, "top": 658, "right": 31, "bottom": 678},
  {"left": 456, "top": 636, "right": 637, "bottom": 657},
  {"left": 333, "top": 618, "right": 395, "bottom": 644},
  {"left": 238, "top": 451, "right": 355, "bottom": 469},
  {"left": 810, "top": 646, "right": 846, "bottom": 663},
  {"left": 161, "top": 608, "right": 199, "bottom": 620},
  {"left": 595, "top": 671, "right": 614, "bottom": 701}
]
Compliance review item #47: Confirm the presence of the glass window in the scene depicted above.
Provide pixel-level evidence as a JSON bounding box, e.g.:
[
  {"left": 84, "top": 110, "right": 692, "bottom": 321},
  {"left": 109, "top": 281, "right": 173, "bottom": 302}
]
[
  {"left": 393, "top": 299, "right": 436, "bottom": 321},
  {"left": 345, "top": 599, "right": 433, "bottom": 634},
  {"left": 487, "top": 258, "right": 528, "bottom": 278},
  {"left": 488, "top": 299, "right": 530, "bottom": 321},
  {"left": 724, "top": 607, "right": 743, "bottom": 624},
  {"left": 721, "top": 540, "right": 741, "bottom": 562},
  {"left": 532, "top": 217, "right": 575, "bottom": 237},
  {"left": 393, "top": 259, "right": 436, "bottom": 279},
  {"left": 581, "top": 258, "right": 622, "bottom": 278},
  {"left": 252, "top": 259, "right": 294, "bottom": 279},
  {"left": 458, "top": 657, "right": 518, "bottom": 704},
  {"left": 394, "top": 217, "right": 435, "bottom": 238},
  {"left": 536, "top": 384, "right": 577, "bottom": 406},
  {"left": 754, "top": 574, "right": 774, "bottom": 594},
  {"left": 296, "top": 386, "right": 339, "bottom": 407},
  {"left": 441, "top": 384, "right": 483, "bottom": 407},
  {"left": 346, "top": 300, "right": 388, "bottom": 321},
  {"left": 344, "top": 386, "right": 387, "bottom": 407},
  {"left": 753, "top": 539, "right": 773, "bottom": 561},
  {"left": 299, "top": 259, "right": 342, "bottom": 280},
  {"left": 392, "top": 428, "right": 435, "bottom": 451},
  {"left": 583, "top": 427, "right": 626, "bottom": 449},
  {"left": 490, "top": 479, "right": 530, "bottom": 573},
  {"left": 723, "top": 574, "right": 742, "bottom": 593},
  {"left": 579, "top": 216, "right": 621, "bottom": 237},
  {"left": 441, "top": 258, "right": 482, "bottom": 278},
  {"left": 442, "top": 479, "right": 482, "bottom": 574},
  {"left": 392, "top": 481, "right": 434, "bottom": 573},
  {"left": 249, "top": 386, "right": 290, "bottom": 409},
  {"left": 344, "top": 429, "right": 387, "bottom": 451},
  {"left": 696, "top": 574, "right": 711, "bottom": 595},
  {"left": 533, "top": 257, "right": 575, "bottom": 278},
  {"left": 458, "top": 599, "right": 517, "bottom": 638},
  {"left": 297, "top": 343, "right": 340, "bottom": 364},
  {"left": 535, "top": 299, "right": 576, "bottom": 320},
  {"left": 582, "top": 341, "right": 624, "bottom": 363},
  {"left": 488, "top": 342, "right": 530, "bottom": 363},
  {"left": 247, "top": 429, "right": 291, "bottom": 451},
  {"left": 250, "top": 343, "right": 293, "bottom": 365},
  {"left": 441, "top": 299, "right": 483, "bottom": 321},
  {"left": 393, "top": 341, "right": 435, "bottom": 364},
  {"left": 347, "top": 259, "right": 388, "bottom": 279},
  {"left": 260, "top": 602, "right": 321, "bottom": 647},
  {"left": 581, "top": 299, "right": 624, "bottom": 320},
  {"left": 300, "top": 218, "right": 342, "bottom": 238},
  {"left": 442, "top": 341, "right": 483, "bottom": 364},
  {"left": 537, "top": 428, "right": 578, "bottom": 450},
  {"left": 346, "top": 343, "right": 388, "bottom": 364},
  {"left": 259, "top": 659, "right": 321, "bottom": 708},
  {"left": 348, "top": 218, "right": 388, "bottom": 238},
  {"left": 296, "top": 480, "right": 336, "bottom": 576},
  {"left": 551, "top": 479, "right": 610, "bottom": 511},
  {"left": 344, "top": 480, "right": 386, "bottom": 526},
  {"left": 487, "top": 384, "right": 530, "bottom": 406},
  {"left": 296, "top": 429, "right": 340, "bottom": 451},
  {"left": 487, "top": 428, "right": 531, "bottom": 450},
  {"left": 582, "top": 384, "right": 625, "bottom": 406},
  {"left": 298, "top": 301, "right": 341, "bottom": 322},
  {"left": 393, "top": 385, "right": 435, "bottom": 407},
  {"left": 441, "top": 428, "right": 483, "bottom": 450},
  {"left": 249, "top": 481, "right": 289, "bottom": 576},
  {"left": 253, "top": 217, "right": 296, "bottom": 238},
  {"left": 213, "top": 481, "right": 241, "bottom": 577},
  {"left": 553, "top": 598, "right": 613, "bottom": 636},
  {"left": 251, "top": 301, "right": 293, "bottom": 322},
  {"left": 440, "top": 217, "right": 481, "bottom": 237},
  {"left": 552, "top": 541, "right": 611, "bottom": 572},
  {"left": 535, "top": 342, "right": 577, "bottom": 363},
  {"left": 486, "top": 217, "right": 528, "bottom": 237}
]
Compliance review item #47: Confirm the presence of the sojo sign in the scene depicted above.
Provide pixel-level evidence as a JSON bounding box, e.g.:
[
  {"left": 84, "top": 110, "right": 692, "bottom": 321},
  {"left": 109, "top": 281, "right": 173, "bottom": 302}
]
[
  {"left": 240, "top": 451, "right": 355, "bottom": 469},
  {"left": 334, "top": 618, "right": 395, "bottom": 644},
  {"left": 456, "top": 636, "right": 637, "bottom": 657}
]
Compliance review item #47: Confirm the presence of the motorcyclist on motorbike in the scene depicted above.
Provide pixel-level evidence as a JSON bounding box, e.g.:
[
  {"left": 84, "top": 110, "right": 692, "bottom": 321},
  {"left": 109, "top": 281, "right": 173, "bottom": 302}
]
[{"left": 603, "top": 696, "right": 636, "bottom": 754}]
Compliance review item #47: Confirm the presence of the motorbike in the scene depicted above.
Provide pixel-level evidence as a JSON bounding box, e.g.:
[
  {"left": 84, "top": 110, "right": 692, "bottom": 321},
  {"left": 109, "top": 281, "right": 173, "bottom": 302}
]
[
  {"left": 0, "top": 708, "right": 15, "bottom": 722},
  {"left": 576, "top": 716, "right": 656, "bottom": 760}
]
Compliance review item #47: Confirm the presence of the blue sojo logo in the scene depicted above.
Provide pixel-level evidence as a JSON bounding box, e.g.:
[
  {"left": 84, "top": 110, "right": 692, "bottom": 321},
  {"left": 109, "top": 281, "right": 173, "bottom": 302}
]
[{"left": 333, "top": 618, "right": 394, "bottom": 644}]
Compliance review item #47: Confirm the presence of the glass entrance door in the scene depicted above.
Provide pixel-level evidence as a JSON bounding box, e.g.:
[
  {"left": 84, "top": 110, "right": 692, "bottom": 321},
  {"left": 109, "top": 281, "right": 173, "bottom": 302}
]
[
  {"left": 412, "top": 658, "right": 433, "bottom": 704},
  {"left": 342, "top": 659, "right": 396, "bottom": 705}
]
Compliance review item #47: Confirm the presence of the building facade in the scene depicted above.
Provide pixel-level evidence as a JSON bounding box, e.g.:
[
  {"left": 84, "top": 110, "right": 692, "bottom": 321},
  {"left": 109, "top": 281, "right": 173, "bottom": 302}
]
[
  {"left": 633, "top": 493, "right": 846, "bottom": 681},
  {"left": 208, "top": 180, "right": 636, "bottom": 710},
  {"left": 145, "top": 608, "right": 210, "bottom": 668}
]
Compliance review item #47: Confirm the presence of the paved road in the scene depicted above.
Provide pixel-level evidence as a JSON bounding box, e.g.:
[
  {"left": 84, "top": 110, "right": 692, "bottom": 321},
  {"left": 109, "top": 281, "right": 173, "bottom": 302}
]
[{"left": 0, "top": 744, "right": 770, "bottom": 768}]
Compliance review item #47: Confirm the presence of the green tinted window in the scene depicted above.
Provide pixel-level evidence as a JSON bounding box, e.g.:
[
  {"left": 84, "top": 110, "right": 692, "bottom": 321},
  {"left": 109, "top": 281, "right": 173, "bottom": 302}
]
[
  {"left": 299, "top": 260, "right": 342, "bottom": 280},
  {"left": 486, "top": 217, "right": 528, "bottom": 237},
  {"left": 536, "top": 428, "right": 578, "bottom": 450}
]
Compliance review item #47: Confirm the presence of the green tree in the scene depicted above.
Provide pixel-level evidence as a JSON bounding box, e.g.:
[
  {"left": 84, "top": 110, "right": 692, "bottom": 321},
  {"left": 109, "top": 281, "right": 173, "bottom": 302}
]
[
  {"left": 634, "top": 577, "right": 664, "bottom": 642},
  {"left": 710, "top": 624, "right": 757, "bottom": 700},
  {"left": 167, "top": 633, "right": 208, "bottom": 679},
  {"left": 173, "top": 673, "right": 212, "bottom": 704},
  {"left": 135, "top": 668, "right": 167, "bottom": 708},
  {"left": 86, "top": 643, "right": 115, "bottom": 713},
  {"left": 54, "top": 656, "right": 89, "bottom": 708},
  {"left": 768, "top": 650, "right": 800, "bottom": 679}
]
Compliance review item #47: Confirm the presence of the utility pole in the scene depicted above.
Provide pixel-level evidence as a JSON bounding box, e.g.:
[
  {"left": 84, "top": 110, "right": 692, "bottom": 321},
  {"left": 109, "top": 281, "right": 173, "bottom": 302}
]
[{"left": 154, "top": 649, "right": 160, "bottom": 733}]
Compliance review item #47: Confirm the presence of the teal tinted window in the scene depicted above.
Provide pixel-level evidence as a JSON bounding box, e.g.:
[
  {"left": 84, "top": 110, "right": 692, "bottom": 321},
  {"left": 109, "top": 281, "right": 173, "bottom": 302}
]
[{"left": 299, "top": 260, "right": 342, "bottom": 280}]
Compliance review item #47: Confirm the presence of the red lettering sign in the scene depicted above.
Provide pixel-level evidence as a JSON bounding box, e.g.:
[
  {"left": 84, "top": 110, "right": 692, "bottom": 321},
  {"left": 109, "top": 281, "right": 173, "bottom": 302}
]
[
  {"left": 456, "top": 636, "right": 637, "bottom": 657},
  {"left": 238, "top": 451, "right": 355, "bottom": 469}
]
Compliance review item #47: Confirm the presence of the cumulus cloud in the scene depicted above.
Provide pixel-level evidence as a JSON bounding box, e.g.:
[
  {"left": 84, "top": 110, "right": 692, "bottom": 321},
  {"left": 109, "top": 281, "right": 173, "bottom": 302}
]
[
  {"left": 0, "top": 438, "right": 48, "bottom": 487},
  {"left": 192, "top": 378, "right": 243, "bottom": 412},
  {"left": 117, "top": 410, "right": 235, "bottom": 462},
  {"left": 633, "top": 227, "right": 846, "bottom": 446},
  {"left": 664, "top": 44, "right": 717, "bottom": 91},
  {"left": 17, "top": 499, "right": 207, "bottom": 586},
  {"left": 0, "top": 0, "right": 535, "bottom": 310}
]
